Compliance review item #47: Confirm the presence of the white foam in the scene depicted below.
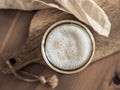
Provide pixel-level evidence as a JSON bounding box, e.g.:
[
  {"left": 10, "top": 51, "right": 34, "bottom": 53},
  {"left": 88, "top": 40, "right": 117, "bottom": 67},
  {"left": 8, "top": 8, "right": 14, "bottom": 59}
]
[{"left": 45, "top": 23, "right": 92, "bottom": 70}]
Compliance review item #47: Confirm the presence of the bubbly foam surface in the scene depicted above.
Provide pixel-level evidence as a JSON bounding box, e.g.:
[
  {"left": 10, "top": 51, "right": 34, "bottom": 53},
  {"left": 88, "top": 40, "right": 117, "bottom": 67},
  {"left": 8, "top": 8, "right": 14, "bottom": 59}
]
[{"left": 45, "top": 23, "right": 92, "bottom": 70}]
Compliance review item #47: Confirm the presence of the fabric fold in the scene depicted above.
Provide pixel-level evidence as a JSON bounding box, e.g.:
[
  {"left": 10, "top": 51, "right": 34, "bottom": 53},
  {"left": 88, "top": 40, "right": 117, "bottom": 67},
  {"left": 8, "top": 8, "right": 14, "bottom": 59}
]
[{"left": 0, "top": 0, "right": 111, "bottom": 36}]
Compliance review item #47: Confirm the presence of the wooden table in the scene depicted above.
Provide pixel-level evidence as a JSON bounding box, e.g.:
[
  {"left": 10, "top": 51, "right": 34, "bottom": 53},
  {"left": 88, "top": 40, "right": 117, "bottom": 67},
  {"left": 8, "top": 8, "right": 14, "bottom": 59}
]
[{"left": 0, "top": 10, "right": 120, "bottom": 90}]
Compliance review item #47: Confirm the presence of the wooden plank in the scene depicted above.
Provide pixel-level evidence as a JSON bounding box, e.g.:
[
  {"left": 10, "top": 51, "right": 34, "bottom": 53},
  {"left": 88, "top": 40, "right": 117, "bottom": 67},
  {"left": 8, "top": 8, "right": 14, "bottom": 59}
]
[
  {"left": 0, "top": 7, "right": 119, "bottom": 90},
  {"left": 0, "top": 51, "right": 119, "bottom": 90},
  {"left": 0, "top": 10, "right": 35, "bottom": 54}
]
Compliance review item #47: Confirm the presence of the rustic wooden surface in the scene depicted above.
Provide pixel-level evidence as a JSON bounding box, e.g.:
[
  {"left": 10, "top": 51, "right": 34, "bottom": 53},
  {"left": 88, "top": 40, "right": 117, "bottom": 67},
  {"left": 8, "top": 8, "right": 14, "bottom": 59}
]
[{"left": 0, "top": 10, "right": 120, "bottom": 90}]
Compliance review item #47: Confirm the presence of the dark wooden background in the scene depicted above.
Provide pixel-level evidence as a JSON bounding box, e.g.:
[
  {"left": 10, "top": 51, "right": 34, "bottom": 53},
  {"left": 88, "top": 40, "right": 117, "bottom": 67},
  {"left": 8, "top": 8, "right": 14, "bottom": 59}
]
[{"left": 0, "top": 10, "right": 120, "bottom": 90}]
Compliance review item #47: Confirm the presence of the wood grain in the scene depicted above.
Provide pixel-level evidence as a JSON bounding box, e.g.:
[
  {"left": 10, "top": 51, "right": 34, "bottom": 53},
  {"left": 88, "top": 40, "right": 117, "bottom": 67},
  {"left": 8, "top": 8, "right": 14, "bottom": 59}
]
[
  {"left": 0, "top": 10, "right": 35, "bottom": 54},
  {"left": 0, "top": 1, "right": 119, "bottom": 90},
  {"left": 0, "top": 0, "right": 119, "bottom": 74},
  {"left": 0, "top": 9, "right": 78, "bottom": 73},
  {"left": 0, "top": 51, "right": 120, "bottom": 90}
]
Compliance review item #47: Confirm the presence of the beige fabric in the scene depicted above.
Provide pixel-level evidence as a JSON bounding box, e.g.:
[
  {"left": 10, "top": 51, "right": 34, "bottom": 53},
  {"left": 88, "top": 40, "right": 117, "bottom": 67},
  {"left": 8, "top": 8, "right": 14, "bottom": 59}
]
[
  {"left": 0, "top": 0, "right": 50, "bottom": 10},
  {"left": 54, "top": 0, "right": 111, "bottom": 36},
  {"left": 0, "top": 0, "right": 111, "bottom": 37}
]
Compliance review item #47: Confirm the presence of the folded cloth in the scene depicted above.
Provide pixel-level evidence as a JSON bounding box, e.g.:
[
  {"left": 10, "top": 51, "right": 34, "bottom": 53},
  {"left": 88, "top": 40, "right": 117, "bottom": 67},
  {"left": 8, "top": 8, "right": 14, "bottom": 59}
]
[{"left": 0, "top": 0, "right": 111, "bottom": 36}]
